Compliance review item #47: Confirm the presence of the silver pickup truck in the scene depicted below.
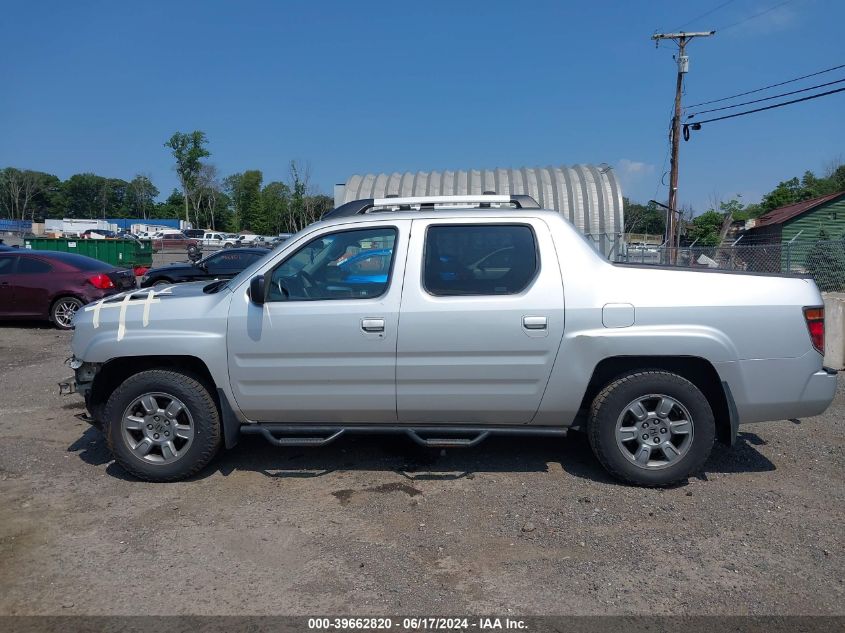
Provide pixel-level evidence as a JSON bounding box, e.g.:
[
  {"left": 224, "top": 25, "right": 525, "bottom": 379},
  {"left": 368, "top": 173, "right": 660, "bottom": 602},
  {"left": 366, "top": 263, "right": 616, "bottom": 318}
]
[{"left": 65, "top": 194, "right": 837, "bottom": 486}]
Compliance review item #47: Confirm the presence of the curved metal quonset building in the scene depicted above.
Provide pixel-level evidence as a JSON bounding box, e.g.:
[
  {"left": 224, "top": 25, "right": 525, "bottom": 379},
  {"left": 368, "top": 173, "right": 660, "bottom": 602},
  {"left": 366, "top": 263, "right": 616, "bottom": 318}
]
[{"left": 335, "top": 164, "right": 624, "bottom": 254}]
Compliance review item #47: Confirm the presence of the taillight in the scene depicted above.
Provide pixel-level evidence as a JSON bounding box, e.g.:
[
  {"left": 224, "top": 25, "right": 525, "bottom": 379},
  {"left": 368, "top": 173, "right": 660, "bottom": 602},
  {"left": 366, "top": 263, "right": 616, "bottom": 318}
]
[
  {"left": 88, "top": 273, "right": 115, "bottom": 290},
  {"left": 803, "top": 306, "right": 825, "bottom": 355}
]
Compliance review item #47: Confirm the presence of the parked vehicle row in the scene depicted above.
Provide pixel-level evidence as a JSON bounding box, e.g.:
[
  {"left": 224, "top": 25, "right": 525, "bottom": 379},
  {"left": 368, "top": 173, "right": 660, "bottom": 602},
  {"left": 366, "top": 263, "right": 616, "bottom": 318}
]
[
  {"left": 0, "top": 238, "right": 274, "bottom": 328},
  {"left": 32, "top": 228, "right": 291, "bottom": 252},
  {"left": 140, "top": 247, "right": 270, "bottom": 287},
  {"left": 200, "top": 232, "right": 290, "bottom": 249},
  {"left": 0, "top": 251, "right": 135, "bottom": 329},
  {"left": 63, "top": 194, "right": 837, "bottom": 486}
]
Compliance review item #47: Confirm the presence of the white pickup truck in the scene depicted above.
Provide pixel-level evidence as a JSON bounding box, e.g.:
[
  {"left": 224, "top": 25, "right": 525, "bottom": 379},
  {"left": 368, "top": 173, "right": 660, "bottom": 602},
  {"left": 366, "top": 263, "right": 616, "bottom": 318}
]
[
  {"left": 64, "top": 194, "right": 837, "bottom": 485},
  {"left": 201, "top": 232, "right": 240, "bottom": 248}
]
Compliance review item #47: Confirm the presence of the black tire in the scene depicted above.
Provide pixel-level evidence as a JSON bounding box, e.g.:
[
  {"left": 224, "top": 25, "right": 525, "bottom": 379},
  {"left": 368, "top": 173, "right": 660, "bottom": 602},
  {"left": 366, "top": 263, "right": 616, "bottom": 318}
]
[
  {"left": 104, "top": 369, "right": 221, "bottom": 482},
  {"left": 50, "top": 296, "right": 84, "bottom": 330},
  {"left": 223, "top": 242, "right": 233, "bottom": 249},
  {"left": 152, "top": 278, "right": 172, "bottom": 287},
  {"left": 587, "top": 370, "right": 715, "bottom": 486}
]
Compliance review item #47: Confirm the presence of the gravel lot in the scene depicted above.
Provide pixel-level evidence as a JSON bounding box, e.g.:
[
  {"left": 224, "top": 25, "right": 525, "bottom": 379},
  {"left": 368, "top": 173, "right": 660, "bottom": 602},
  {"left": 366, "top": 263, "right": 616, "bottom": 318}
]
[{"left": 0, "top": 323, "right": 843, "bottom": 617}]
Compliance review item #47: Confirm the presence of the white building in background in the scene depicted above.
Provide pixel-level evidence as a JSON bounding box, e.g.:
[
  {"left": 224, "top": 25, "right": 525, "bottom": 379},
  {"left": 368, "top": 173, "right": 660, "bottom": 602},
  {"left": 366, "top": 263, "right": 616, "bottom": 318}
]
[
  {"left": 43, "top": 219, "right": 178, "bottom": 237},
  {"left": 44, "top": 218, "right": 115, "bottom": 236},
  {"left": 334, "top": 164, "right": 624, "bottom": 256}
]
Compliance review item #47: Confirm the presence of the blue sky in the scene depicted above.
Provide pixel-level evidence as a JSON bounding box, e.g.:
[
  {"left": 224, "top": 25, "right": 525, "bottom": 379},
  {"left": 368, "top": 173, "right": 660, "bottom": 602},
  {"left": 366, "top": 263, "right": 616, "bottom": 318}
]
[{"left": 1, "top": 0, "right": 843, "bottom": 213}]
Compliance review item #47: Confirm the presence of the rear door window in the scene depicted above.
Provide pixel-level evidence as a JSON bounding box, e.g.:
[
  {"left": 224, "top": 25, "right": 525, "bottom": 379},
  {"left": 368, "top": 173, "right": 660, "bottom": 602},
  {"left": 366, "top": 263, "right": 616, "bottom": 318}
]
[
  {"left": 0, "top": 256, "right": 16, "bottom": 275},
  {"left": 18, "top": 258, "right": 53, "bottom": 274},
  {"left": 423, "top": 224, "right": 538, "bottom": 296}
]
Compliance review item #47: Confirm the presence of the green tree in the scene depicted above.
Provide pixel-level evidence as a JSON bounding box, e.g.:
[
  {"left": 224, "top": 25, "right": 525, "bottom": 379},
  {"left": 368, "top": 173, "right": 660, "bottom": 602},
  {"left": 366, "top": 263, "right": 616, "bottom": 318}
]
[
  {"left": 224, "top": 170, "right": 263, "bottom": 231},
  {"left": 760, "top": 177, "right": 802, "bottom": 213},
  {"left": 29, "top": 172, "right": 62, "bottom": 221},
  {"left": 688, "top": 210, "right": 724, "bottom": 246},
  {"left": 127, "top": 174, "right": 159, "bottom": 219},
  {"left": 805, "top": 229, "right": 845, "bottom": 292},
  {"left": 164, "top": 130, "right": 210, "bottom": 223},
  {"left": 98, "top": 178, "right": 130, "bottom": 218},
  {"left": 259, "top": 181, "right": 290, "bottom": 235},
  {"left": 284, "top": 161, "right": 328, "bottom": 233},
  {"left": 623, "top": 197, "right": 665, "bottom": 235},
  {"left": 827, "top": 164, "right": 845, "bottom": 192},
  {"left": 0, "top": 168, "right": 60, "bottom": 221},
  {"left": 152, "top": 189, "right": 186, "bottom": 219},
  {"left": 62, "top": 173, "right": 104, "bottom": 218}
]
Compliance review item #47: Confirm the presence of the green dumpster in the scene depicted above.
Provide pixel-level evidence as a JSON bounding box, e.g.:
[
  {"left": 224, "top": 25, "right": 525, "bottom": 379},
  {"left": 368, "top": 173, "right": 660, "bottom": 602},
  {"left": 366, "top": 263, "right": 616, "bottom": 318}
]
[{"left": 24, "top": 238, "right": 153, "bottom": 269}]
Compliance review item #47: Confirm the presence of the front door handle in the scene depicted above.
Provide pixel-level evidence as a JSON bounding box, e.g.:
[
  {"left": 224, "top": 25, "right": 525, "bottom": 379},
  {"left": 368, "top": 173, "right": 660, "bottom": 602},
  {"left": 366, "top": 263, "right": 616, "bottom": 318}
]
[
  {"left": 522, "top": 316, "right": 547, "bottom": 330},
  {"left": 361, "top": 318, "right": 385, "bottom": 333}
]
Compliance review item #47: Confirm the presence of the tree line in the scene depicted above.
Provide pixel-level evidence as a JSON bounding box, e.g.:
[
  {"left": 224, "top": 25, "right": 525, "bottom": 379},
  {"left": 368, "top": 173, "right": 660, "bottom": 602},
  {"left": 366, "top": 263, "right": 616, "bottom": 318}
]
[
  {"left": 0, "top": 130, "right": 333, "bottom": 234},
  {"left": 4, "top": 131, "right": 843, "bottom": 241},
  {"left": 624, "top": 159, "right": 845, "bottom": 246}
]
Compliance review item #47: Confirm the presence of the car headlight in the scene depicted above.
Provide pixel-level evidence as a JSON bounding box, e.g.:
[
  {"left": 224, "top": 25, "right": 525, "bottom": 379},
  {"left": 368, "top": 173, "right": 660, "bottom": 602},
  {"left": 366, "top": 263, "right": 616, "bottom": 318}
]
[{"left": 141, "top": 275, "right": 149, "bottom": 283}]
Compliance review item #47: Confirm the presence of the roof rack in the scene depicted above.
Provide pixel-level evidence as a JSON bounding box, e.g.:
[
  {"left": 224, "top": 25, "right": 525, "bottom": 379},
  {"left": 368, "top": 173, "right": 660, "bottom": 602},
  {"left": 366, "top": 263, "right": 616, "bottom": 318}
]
[{"left": 322, "top": 194, "right": 541, "bottom": 219}]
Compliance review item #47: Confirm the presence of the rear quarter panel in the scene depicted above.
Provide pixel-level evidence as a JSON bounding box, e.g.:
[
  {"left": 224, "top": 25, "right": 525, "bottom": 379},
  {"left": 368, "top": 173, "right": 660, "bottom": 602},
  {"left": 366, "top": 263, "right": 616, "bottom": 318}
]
[{"left": 534, "top": 217, "right": 824, "bottom": 425}]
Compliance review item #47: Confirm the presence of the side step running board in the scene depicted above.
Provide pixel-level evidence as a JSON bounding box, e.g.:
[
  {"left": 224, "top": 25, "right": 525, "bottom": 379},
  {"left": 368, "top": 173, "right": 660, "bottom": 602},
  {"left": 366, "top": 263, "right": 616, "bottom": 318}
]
[
  {"left": 241, "top": 426, "right": 346, "bottom": 447},
  {"left": 240, "top": 424, "right": 566, "bottom": 448},
  {"left": 405, "top": 429, "right": 490, "bottom": 448}
]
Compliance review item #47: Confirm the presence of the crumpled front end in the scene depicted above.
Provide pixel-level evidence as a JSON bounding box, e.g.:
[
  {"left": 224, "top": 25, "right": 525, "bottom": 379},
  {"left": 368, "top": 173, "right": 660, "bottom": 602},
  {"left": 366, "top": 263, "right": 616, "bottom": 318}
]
[{"left": 63, "top": 282, "right": 234, "bottom": 426}]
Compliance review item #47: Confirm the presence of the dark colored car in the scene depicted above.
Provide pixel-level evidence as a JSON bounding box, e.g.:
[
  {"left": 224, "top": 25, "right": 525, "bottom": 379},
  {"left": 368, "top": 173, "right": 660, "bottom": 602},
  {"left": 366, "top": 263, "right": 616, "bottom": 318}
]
[
  {"left": 81, "top": 229, "right": 117, "bottom": 239},
  {"left": 139, "top": 247, "right": 269, "bottom": 288},
  {"left": 0, "top": 251, "right": 136, "bottom": 329},
  {"left": 183, "top": 229, "right": 205, "bottom": 239}
]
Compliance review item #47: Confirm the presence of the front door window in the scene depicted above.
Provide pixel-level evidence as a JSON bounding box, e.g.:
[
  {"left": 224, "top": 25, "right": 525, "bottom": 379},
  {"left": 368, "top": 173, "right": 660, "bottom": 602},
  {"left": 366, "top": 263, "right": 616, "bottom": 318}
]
[{"left": 268, "top": 227, "right": 397, "bottom": 301}]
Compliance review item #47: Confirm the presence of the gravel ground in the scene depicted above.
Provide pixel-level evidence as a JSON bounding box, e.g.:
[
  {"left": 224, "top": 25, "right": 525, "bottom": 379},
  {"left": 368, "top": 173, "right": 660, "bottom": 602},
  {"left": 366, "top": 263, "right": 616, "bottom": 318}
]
[{"left": 0, "top": 323, "right": 843, "bottom": 617}]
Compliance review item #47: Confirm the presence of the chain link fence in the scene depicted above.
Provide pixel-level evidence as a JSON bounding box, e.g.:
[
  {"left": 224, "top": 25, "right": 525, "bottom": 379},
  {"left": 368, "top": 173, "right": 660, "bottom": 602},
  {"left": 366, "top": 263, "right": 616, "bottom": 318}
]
[{"left": 620, "top": 239, "right": 845, "bottom": 292}]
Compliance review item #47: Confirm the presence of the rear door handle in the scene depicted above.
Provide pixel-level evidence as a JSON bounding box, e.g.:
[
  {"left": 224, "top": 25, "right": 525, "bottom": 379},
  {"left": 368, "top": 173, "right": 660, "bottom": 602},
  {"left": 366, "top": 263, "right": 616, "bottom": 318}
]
[
  {"left": 522, "top": 316, "right": 547, "bottom": 330},
  {"left": 361, "top": 318, "right": 385, "bottom": 333}
]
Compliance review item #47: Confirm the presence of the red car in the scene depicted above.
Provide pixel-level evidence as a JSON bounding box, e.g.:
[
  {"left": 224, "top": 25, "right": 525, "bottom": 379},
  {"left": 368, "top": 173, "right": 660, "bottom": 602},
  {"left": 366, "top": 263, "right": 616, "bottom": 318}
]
[
  {"left": 0, "top": 251, "right": 136, "bottom": 329},
  {"left": 150, "top": 232, "right": 199, "bottom": 251}
]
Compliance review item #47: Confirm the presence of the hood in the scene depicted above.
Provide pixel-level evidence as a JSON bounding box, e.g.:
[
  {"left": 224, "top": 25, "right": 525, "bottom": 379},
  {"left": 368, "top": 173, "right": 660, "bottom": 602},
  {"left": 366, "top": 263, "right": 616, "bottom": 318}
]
[
  {"left": 103, "top": 280, "right": 212, "bottom": 302},
  {"left": 71, "top": 280, "right": 232, "bottom": 358}
]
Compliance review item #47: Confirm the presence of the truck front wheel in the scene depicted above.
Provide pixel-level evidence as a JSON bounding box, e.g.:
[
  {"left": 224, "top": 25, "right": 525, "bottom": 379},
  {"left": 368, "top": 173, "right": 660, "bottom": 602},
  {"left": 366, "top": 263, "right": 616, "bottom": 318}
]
[
  {"left": 588, "top": 370, "right": 715, "bottom": 486},
  {"left": 103, "top": 369, "right": 222, "bottom": 482}
]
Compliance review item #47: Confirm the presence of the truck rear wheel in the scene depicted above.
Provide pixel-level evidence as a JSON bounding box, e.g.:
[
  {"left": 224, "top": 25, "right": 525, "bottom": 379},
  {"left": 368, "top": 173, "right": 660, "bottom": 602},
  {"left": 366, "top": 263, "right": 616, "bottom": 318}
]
[
  {"left": 103, "top": 369, "right": 221, "bottom": 482},
  {"left": 587, "top": 370, "right": 715, "bottom": 486}
]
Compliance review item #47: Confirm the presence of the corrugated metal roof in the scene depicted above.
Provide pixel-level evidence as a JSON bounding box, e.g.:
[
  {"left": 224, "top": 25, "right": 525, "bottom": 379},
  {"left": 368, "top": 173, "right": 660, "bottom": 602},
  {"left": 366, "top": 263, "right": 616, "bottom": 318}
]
[
  {"left": 337, "top": 164, "right": 623, "bottom": 239},
  {"left": 754, "top": 191, "right": 845, "bottom": 228}
]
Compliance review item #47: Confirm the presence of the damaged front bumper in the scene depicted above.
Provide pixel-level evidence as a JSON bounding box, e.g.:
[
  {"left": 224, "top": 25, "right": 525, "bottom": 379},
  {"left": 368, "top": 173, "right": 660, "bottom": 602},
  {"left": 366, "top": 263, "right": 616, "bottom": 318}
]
[
  {"left": 60, "top": 357, "right": 104, "bottom": 427},
  {"left": 58, "top": 378, "right": 77, "bottom": 395},
  {"left": 60, "top": 357, "right": 102, "bottom": 417}
]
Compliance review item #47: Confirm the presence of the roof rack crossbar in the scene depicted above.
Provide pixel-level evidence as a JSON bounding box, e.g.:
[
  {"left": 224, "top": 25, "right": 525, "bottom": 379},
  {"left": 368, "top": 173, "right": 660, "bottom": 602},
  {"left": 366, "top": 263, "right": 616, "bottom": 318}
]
[{"left": 323, "top": 194, "right": 540, "bottom": 219}]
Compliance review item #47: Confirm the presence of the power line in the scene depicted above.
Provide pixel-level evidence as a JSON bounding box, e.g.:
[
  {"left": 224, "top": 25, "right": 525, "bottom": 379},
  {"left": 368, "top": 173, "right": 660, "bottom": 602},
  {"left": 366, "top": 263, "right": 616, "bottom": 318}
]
[
  {"left": 687, "top": 77, "right": 845, "bottom": 118},
  {"left": 685, "top": 63, "right": 845, "bottom": 108},
  {"left": 650, "top": 31, "right": 715, "bottom": 252},
  {"left": 687, "top": 86, "right": 845, "bottom": 127},
  {"left": 675, "top": 0, "right": 739, "bottom": 31},
  {"left": 718, "top": 0, "right": 799, "bottom": 31}
]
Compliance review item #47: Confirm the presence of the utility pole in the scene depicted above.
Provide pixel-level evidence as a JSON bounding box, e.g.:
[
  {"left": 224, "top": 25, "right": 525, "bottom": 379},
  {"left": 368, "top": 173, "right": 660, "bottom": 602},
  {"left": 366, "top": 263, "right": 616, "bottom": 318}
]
[{"left": 651, "top": 31, "right": 715, "bottom": 252}]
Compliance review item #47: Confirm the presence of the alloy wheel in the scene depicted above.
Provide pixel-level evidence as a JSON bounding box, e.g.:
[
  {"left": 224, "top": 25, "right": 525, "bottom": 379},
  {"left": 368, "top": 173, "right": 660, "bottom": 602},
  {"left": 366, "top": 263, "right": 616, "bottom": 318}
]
[
  {"left": 615, "top": 394, "right": 694, "bottom": 470},
  {"left": 121, "top": 392, "right": 195, "bottom": 464},
  {"left": 53, "top": 299, "right": 81, "bottom": 328}
]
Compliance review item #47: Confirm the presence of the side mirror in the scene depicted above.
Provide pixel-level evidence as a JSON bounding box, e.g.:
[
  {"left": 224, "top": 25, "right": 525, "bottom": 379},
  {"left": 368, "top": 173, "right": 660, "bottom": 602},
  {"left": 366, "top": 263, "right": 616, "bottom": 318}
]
[{"left": 249, "top": 275, "right": 266, "bottom": 305}]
